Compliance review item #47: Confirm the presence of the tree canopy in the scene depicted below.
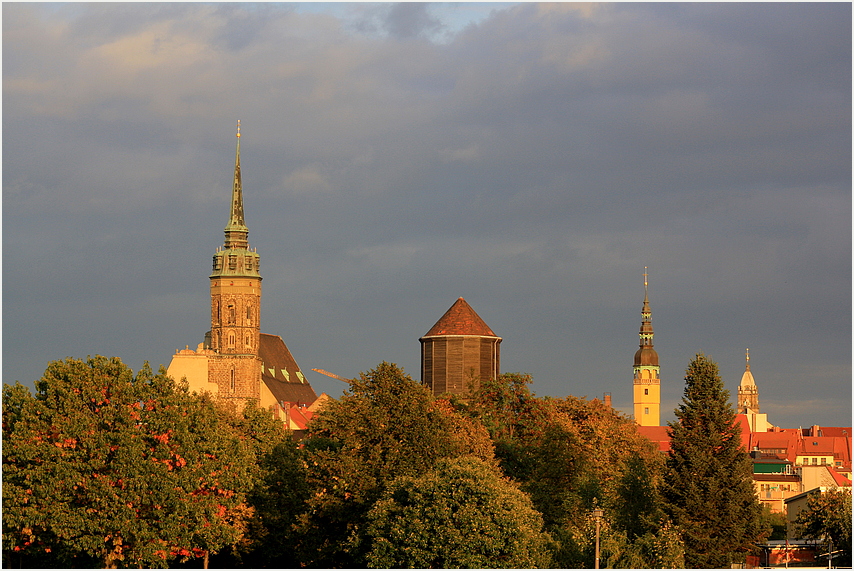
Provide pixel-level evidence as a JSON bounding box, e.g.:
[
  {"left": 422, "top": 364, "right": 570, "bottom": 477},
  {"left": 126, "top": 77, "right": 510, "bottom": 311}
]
[
  {"left": 662, "top": 353, "right": 765, "bottom": 568},
  {"left": 366, "top": 456, "right": 552, "bottom": 569},
  {"left": 795, "top": 488, "right": 852, "bottom": 567},
  {"left": 2, "top": 356, "right": 284, "bottom": 568}
]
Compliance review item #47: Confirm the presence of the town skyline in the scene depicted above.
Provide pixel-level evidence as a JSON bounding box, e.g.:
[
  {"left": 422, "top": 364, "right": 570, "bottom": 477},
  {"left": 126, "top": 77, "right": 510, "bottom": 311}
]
[{"left": 4, "top": 3, "right": 851, "bottom": 428}]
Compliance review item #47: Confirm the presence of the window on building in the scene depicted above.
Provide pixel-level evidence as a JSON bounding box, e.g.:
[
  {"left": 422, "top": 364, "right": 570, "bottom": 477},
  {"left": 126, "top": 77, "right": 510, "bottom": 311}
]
[
  {"left": 229, "top": 333, "right": 235, "bottom": 347},
  {"left": 644, "top": 388, "right": 649, "bottom": 395},
  {"left": 230, "top": 369, "right": 235, "bottom": 392},
  {"left": 644, "top": 407, "right": 649, "bottom": 415}
]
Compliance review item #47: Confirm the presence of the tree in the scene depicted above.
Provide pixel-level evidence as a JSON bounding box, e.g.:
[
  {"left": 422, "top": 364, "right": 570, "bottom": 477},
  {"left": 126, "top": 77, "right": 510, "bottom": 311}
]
[
  {"left": 795, "top": 488, "right": 852, "bottom": 567},
  {"left": 294, "top": 362, "right": 496, "bottom": 567},
  {"left": 2, "top": 356, "right": 258, "bottom": 568},
  {"left": 661, "top": 353, "right": 764, "bottom": 568},
  {"left": 365, "top": 456, "right": 552, "bottom": 568}
]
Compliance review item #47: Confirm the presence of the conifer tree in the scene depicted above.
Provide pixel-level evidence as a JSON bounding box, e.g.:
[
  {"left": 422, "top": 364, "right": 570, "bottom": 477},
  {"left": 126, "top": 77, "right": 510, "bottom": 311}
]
[{"left": 662, "top": 353, "right": 764, "bottom": 568}]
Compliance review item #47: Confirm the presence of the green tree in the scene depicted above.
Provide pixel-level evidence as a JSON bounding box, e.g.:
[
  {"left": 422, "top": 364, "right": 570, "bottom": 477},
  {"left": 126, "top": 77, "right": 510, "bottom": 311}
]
[
  {"left": 661, "top": 353, "right": 764, "bottom": 568},
  {"left": 2, "top": 356, "right": 257, "bottom": 568},
  {"left": 795, "top": 488, "right": 852, "bottom": 567},
  {"left": 366, "top": 456, "right": 552, "bottom": 568},
  {"left": 295, "top": 362, "right": 495, "bottom": 567}
]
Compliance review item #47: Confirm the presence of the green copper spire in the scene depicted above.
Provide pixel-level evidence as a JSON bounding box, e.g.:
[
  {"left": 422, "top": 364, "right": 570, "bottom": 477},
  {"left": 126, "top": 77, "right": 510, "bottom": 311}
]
[
  {"left": 224, "top": 120, "right": 248, "bottom": 249},
  {"left": 211, "top": 121, "right": 260, "bottom": 279}
]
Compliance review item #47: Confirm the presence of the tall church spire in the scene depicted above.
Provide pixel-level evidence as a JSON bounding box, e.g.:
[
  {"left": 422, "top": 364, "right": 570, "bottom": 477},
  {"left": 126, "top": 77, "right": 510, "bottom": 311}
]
[
  {"left": 633, "top": 267, "right": 661, "bottom": 426},
  {"left": 209, "top": 122, "right": 261, "bottom": 356},
  {"left": 224, "top": 120, "right": 248, "bottom": 249}
]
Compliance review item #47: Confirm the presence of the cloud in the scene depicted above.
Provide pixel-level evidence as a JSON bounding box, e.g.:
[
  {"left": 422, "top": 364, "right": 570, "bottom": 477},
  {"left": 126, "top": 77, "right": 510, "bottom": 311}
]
[{"left": 3, "top": 2, "right": 850, "bottom": 428}]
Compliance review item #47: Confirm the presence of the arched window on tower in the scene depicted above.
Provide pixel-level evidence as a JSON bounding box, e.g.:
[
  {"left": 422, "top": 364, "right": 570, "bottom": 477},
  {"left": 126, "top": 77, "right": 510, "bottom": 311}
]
[
  {"left": 229, "top": 333, "right": 235, "bottom": 348},
  {"left": 246, "top": 304, "right": 252, "bottom": 325}
]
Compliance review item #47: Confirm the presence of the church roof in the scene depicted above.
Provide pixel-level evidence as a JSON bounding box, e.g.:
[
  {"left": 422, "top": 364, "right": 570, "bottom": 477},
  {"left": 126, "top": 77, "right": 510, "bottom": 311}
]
[
  {"left": 422, "top": 297, "right": 499, "bottom": 337},
  {"left": 258, "top": 333, "right": 317, "bottom": 405}
]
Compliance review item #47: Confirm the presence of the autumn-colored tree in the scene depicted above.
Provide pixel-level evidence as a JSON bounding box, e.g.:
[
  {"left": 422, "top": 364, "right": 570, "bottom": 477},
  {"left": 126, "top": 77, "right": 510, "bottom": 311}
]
[
  {"left": 2, "top": 356, "right": 257, "bottom": 568},
  {"left": 795, "top": 488, "right": 852, "bottom": 566},
  {"left": 294, "top": 362, "right": 495, "bottom": 567},
  {"left": 662, "top": 353, "right": 764, "bottom": 568},
  {"left": 366, "top": 456, "right": 552, "bottom": 568}
]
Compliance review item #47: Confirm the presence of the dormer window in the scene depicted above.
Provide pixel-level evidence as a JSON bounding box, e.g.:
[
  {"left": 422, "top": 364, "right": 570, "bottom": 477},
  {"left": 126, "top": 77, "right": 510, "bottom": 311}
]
[{"left": 228, "top": 255, "right": 237, "bottom": 270}]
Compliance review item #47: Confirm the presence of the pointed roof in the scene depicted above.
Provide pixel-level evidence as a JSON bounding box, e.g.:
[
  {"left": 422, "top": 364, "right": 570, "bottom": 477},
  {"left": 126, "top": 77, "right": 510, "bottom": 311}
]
[
  {"left": 226, "top": 120, "right": 247, "bottom": 233},
  {"left": 258, "top": 333, "right": 317, "bottom": 405},
  {"left": 740, "top": 348, "right": 756, "bottom": 388},
  {"left": 634, "top": 268, "right": 659, "bottom": 366},
  {"left": 422, "top": 297, "right": 499, "bottom": 337}
]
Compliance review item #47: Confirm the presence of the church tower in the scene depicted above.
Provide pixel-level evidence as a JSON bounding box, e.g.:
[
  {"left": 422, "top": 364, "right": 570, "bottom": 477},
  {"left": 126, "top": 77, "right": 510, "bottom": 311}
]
[
  {"left": 167, "top": 122, "right": 317, "bottom": 415},
  {"left": 737, "top": 349, "right": 759, "bottom": 413},
  {"left": 208, "top": 120, "right": 262, "bottom": 357},
  {"left": 633, "top": 268, "right": 660, "bottom": 426}
]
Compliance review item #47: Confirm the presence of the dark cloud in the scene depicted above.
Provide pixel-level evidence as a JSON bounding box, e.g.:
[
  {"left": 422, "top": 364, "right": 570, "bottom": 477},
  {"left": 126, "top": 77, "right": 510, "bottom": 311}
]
[{"left": 3, "top": 3, "right": 850, "bottom": 428}]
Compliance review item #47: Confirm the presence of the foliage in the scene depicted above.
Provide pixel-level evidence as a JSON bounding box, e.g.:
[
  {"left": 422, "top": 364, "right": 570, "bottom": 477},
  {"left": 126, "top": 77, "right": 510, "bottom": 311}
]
[
  {"left": 238, "top": 439, "right": 310, "bottom": 567},
  {"left": 662, "top": 353, "right": 765, "bottom": 568},
  {"left": 758, "top": 505, "right": 788, "bottom": 541},
  {"left": 795, "top": 488, "right": 852, "bottom": 566},
  {"left": 294, "top": 362, "right": 496, "bottom": 567},
  {"left": 2, "top": 356, "right": 258, "bottom": 568},
  {"left": 366, "top": 456, "right": 552, "bottom": 568}
]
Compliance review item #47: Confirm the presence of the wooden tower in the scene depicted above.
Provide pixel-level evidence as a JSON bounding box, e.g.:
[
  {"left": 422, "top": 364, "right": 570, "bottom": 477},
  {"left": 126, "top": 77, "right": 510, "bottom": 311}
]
[{"left": 420, "top": 297, "right": 501, "bottom": 396}]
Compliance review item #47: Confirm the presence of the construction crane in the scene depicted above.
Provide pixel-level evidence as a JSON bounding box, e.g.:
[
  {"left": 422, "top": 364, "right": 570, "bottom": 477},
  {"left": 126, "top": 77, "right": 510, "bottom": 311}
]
[{"left": 311, "top": 368, "right": 354, "bottom": 383}]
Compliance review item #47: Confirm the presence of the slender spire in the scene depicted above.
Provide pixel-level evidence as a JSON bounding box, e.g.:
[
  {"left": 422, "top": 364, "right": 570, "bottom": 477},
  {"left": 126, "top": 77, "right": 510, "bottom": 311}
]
[
  {"left": 224, "top": 120, "right": 248, "bottom": 249},
  {"left": 639, "top": 267, "right": 653, "bottom": 349},
  {"left": 745, "top": 348, "right": 750, "bottom": 371}
]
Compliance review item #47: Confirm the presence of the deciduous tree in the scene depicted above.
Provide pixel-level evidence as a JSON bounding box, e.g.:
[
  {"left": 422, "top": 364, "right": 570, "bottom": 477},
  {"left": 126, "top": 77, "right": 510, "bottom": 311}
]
[
  {"left": 295, "top": 362, "right": 495, "bottom": 567},
  {"left": 2, "top": 356, "right": 257, "bottom": 568},
  {"left": 795, "top": 488, "right": 852, "bottom": 566},
  {"left": 366, "top": 456, "right": 552, "bottom": 568}
]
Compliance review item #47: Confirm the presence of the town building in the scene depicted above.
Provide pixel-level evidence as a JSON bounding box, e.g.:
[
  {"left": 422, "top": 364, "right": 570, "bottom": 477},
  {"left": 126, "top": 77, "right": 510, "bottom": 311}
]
[
  {"left": 167, "top": 123, "right": 318, "bottom": 418},
  {"left": 420, "top": 297, "right": 501, "bottom": 396},
  {"left": 633, "top": 269, "right": 660, "bottom": 426}
]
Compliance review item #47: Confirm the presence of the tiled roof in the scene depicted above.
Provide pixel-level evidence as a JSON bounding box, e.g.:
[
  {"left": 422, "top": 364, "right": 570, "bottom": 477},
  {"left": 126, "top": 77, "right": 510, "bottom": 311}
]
[
  {"left": 423, "top": 297, "right": 498, "bottom": 337},
  {"left": 258, "top": 333, "right": 317, "bottom": 405},
  {"left": 637, "top": 425, "right": 671, "bottom": 452}
]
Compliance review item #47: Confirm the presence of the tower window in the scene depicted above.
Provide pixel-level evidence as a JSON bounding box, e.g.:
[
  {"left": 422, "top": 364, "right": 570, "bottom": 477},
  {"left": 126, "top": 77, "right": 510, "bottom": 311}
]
[
  {"left": 228, "top": 333, "right": 235, "bottom": 347},
  {"left": 228, "top": 255, "right": 237, "bottom": 270},
  {"left": 644, "top": 388, "right": 649, "bottom": 395},
  {"left": 230, "top": 369, "right": 236, "bottom": 392},
  {"left": 644, "top": 407, "right": 649, "bottom": 415}
]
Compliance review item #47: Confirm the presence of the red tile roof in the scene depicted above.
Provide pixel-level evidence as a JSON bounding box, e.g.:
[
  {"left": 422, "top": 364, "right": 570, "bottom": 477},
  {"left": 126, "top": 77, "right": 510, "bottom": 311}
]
[
  {"left": 637, "top": 425, "right": 672, "bottom": 452},
  {"left": 423, "top": 297, "right": 498, "bottom": 337}
]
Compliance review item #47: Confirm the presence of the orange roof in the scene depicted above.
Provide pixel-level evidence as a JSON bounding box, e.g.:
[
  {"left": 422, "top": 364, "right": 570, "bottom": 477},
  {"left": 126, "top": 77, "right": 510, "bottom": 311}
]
[
  {"left": 422, "top": 297, "right": 498, "bottom": 337},
  {"left": 637, "top": 425, "right": 671, "bottom": 452}
]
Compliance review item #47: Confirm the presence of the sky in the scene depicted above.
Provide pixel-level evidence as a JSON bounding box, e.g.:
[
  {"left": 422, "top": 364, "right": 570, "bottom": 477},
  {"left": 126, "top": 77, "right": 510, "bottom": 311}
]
[{"left": 3, "top": 2, "right": 851, "bottom": 429}]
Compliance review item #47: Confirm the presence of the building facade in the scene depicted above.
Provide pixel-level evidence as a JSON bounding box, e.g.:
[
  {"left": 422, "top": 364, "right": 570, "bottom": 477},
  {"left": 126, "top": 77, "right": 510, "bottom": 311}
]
[
  {"left": 167, "top": 123, "right": 317, "bottom": 415},
  {"left": 633, "top": 269, "right": 660, "bottom": 426},
  {"left": 420, "top": 297, "right": 501, "bottom": 397}
]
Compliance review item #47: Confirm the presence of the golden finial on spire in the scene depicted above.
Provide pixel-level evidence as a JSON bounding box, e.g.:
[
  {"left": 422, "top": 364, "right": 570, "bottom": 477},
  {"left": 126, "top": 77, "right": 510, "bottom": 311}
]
[{"left": 236, "top": 119, "right": 241, "bottom": 138}]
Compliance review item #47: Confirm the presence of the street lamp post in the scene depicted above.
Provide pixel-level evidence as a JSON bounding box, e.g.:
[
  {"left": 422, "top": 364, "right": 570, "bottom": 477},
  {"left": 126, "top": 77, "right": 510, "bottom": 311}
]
[{"left": 593, "top": 506, "right": 604, "bottom": 569}]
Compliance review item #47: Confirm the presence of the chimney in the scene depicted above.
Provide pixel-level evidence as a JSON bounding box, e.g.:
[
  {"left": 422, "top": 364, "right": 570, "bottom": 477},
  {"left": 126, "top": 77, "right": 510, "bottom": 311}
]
[{"left": 604, "top": 392, "right": 612, "bottom": 408}]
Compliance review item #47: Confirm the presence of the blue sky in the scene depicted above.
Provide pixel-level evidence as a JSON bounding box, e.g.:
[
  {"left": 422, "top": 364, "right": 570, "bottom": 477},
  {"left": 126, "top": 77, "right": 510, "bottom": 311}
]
[{"left": 3, "top": 2, "right": 851, "bottom": 428}]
